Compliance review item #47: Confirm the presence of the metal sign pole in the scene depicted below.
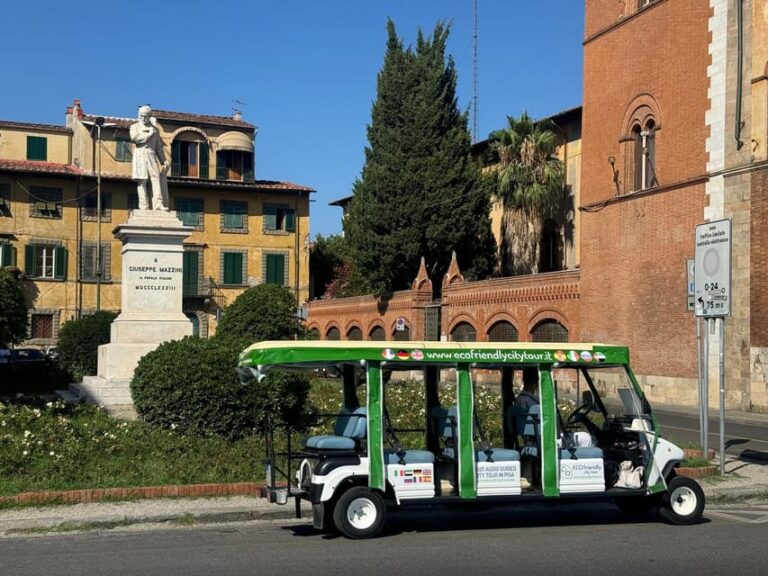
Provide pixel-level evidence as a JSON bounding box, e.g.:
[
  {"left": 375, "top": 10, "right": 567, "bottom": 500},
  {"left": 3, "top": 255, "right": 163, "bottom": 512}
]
[
  {"left": 719, "top": 318, "right": 726, "bottom": 475},
  {"left": 702, "top": 319, "right": 710, "bottom": 457},
  {"left": 696, "top": 316, "right": 704, "bottom": 450}
]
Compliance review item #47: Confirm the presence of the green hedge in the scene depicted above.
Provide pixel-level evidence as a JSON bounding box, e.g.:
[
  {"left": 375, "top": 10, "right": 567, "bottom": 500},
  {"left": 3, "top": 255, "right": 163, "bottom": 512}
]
[
  {"left": 56, "top": 311, "right": 117, "bottom": 381},
  {"left": 130, "top": 336, "right": 310, "bottom": 439}
]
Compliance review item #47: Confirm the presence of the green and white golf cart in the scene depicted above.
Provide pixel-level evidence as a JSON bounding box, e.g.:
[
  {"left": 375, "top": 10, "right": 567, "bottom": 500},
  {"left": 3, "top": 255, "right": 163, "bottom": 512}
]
[{"left": 238, "top": 341, "right": 705, "bottom": 539}]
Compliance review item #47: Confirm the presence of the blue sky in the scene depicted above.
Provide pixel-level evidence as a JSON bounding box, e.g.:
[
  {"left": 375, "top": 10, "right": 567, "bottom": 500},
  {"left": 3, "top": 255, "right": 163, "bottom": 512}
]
[{"left": 2, "top": 1, "right": 584, "bottom": 238}]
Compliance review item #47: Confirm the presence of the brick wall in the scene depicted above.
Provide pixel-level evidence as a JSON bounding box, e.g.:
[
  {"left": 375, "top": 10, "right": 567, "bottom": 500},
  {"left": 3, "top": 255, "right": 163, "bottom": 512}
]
[{"left": 580, "top": 0, "right": 710, "bottom": 382}]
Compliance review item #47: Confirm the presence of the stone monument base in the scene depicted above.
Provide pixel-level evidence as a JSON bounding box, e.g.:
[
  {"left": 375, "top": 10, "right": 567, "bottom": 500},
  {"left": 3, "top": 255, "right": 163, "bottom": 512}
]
[{"left": 64, "top": 208, "right": 192, "bottom": 415}]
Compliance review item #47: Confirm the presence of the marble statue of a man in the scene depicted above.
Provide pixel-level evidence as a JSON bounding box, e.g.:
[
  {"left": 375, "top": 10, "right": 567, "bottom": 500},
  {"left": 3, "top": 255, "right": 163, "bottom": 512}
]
[{"left": 129, "top": 105, "right": 169, "bottom": 211}]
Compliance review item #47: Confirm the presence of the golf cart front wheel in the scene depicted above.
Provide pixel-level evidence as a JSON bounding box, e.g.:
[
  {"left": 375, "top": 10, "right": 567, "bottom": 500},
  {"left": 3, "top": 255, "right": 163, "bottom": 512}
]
[
  {"left": 332, "top": 486, "right": 386, "bottom": 539},
  {"left": 659, "top": 476, "right": 705, "bottom": 525}
]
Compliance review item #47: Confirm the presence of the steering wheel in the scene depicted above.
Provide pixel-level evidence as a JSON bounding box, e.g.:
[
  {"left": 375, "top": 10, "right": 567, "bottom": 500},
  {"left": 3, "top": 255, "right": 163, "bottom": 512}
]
[{"left": 566, "top": 402, "right": 592, "bottom": 429}]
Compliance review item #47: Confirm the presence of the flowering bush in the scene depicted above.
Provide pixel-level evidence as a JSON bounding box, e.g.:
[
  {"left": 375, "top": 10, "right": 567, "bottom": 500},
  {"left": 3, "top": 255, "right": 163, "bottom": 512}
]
[{"left": 0, "top": 399, "right": 263, "bottom": 496}]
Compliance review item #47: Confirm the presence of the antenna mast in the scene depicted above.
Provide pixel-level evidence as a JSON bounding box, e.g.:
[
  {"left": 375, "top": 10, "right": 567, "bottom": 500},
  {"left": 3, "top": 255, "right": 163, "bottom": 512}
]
[{"left": 472, "top": 0, "right": 479, "bottom": 143}]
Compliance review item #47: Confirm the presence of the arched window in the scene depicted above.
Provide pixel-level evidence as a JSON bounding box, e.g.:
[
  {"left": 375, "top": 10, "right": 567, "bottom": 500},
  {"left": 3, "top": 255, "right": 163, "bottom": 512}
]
[
  {"left": 347, "top": 327, "right": 362, "bottom": 341},
  {"left": 326, "top": 327, "right": 340, "bottom": 341},
  {"left": 451, "top": 322, "right": 477, "bottom": 342},
  {"left": 171, "top": 134, "right": 209, "bottom": 179},
  {"left": 539, "top": 219, "right": 561, "bottom": 273},
  {"left": 631, "top": 120, "right": 657, "bottom": 191},
  {"left": 369, "top": 326, "right": 385, "bottom": 341},
  {"left": 393, "top": 325, "right": 410, "bottom": 341},
  {"left": 531, "top": 320, "right": 568, "bottom": 343},
  {"left": 487, "top": 321, "right": 518, "bottom": 342},
  {"left": 308, "top": 328, "right": 320, "bottom": 340}
]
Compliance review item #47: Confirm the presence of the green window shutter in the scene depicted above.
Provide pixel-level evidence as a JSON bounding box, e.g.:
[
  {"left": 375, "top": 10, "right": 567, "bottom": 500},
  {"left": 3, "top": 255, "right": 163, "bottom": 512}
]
[
  {"left": 264, "top": 206, "right": 277, "bottom": 230},
  {"left": 183, "top": 251, "right": 199, "bottom": 295},
  {"left": 0, "top": 244, "right": 12, "bottom": 267},
  {"left": 285, "top": 209, "right": 296, "bottom": 232},
  {"left": 266, "top": 254, "right": 285, "bottom": 285},
  {"left": 199, "top": 143, "right": 209, "bottom": 179},
  {"left": 27, "top": 136, "right": 47, "bottom": 161},
  {"left": 54, "top": 246, "right": 67, "bottom": 279},
  {"left": 223, "top": 252, "right": 243, "bottom": 285},
  {"left": 171, "top": 140, "right": 181, "bottom": 177},
  {"left": 24, "top": 245, "right": 36, "bottom": 276}
]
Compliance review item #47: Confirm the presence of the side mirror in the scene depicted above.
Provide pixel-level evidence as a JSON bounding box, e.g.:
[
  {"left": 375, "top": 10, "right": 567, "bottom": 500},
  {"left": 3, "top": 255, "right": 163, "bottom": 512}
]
[{"left": 581, "top": 390, "right": 594, "bottom": 409}]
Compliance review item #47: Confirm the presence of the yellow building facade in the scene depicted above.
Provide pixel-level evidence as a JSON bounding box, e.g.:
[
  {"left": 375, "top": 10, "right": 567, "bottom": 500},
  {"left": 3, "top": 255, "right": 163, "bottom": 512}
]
[{"left": 0, "top": 100, "right": 312, "bottom": 346}]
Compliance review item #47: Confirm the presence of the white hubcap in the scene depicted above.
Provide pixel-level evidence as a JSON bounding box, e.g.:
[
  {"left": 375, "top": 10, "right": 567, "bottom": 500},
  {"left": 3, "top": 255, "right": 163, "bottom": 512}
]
[
  {"left": 346, "top": 497, "right": 377, "bottom": 530},
  {"left": 670, "top": 486, "right": 697, "bottom": 516}
]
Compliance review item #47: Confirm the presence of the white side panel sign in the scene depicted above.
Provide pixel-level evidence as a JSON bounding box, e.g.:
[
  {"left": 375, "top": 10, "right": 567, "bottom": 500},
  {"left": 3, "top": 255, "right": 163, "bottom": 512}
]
[{"left": 694, "top": 219, "right": 731, "bottom": 317}]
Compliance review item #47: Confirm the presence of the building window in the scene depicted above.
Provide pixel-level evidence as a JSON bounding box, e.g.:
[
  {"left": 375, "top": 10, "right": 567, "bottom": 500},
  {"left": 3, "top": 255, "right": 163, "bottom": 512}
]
[
  {"left": 127, "top": 192, "right": 140, "bottom": 211},
  {"left": 116, "top": 139, "right": 133, "bottom": 162},
  {"left": 451, "top": 322, "right": 476, "bottom": 342},
  {"left": 630, "top": 121, "right": 657, "bottom": 192},
  {"left": 80, "top": 242, "right": 110, "bottom": 282},
  {"left": 216, "top": 150, "right": 253, "bottom": 181},
  {"left": 25, "top": 244, "right": 67, "bottom": 280},
  {"left": 531, "top": 320, "right": 568, "bottom": 342},
  {"left": 81, "top": 191, "right": 112, "bottom": 222},
  {"left": 326, "top": 327, "right": 340, "bottom": 341},
  {"left": 0, "top": 242, "right": 16, "bottom": 267},
  {"left": 220, "top": 200, "right": 248, "bottom": 233},
  {"left": 264, "top": 252, "right": 286, "bottom": 285},
  {"left": 487, "top": 321, "right": 518, "bottom": 342},
  {"left": 370, "top": 326, "right": 385, "bottom": 341},
  {"left": 29, "top": 186, "right": 62, "bottom": 219},
  {"left": 264, "top": 205, "right": 296, "bottom": 234},
  {"left": 183, "top": 249, "right": 202, "bottom": 296},
  {"left": 221, "top": 250, "right": 245, "bottom": 285},
  {"left": 393, "top": 325, "right": 410, "bottom": 341},
  {"left": 347, "top": 327, "right": 363, "bottom": 341},
  {"left": 0, "top": 183, "right": 10, "bottom": 217},
  {"left": 26, "top": 136, "right": 47, "bottom": 161},
  {"left": 175, "top": 197, "right": 204, "bottom": 229},
  {"left": 539, "top": 219, "right": 562, "bottom": 273},
  {"left": 172, "top": 140, "right": 209, "bottom": 179},
  {"left": 30, "top": 313, "right": 54, "bottom": 339}
]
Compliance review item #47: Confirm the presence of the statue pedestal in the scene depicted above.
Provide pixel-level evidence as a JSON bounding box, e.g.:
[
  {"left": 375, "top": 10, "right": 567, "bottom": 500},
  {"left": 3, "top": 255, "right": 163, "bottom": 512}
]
[{"left": 74, "top": 210, "right": 193, "bottom": 415}]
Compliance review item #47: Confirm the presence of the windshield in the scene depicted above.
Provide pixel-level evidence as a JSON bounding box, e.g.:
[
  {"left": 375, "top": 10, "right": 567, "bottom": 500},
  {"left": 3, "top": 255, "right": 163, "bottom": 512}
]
[{"left": 584, "top": 365, "right": 649, "bottom": 420}]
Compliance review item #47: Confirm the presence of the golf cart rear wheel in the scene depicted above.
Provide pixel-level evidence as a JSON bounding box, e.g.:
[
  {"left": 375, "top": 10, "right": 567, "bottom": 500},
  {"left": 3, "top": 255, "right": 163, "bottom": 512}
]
[
  {"left": 332, "top": 486, "right": 386, "bottom": 539},
  {"left": 659, "top": 476, "right": 705, "bottom": 525}
]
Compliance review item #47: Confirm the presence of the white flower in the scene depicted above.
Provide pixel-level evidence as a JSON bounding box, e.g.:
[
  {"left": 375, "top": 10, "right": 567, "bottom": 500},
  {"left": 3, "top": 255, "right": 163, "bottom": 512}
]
[
  {"left": 46, "top": 402, "right": 53, "bottom": 408},
  {"left": 23, "top": 430, "right": 32, "bottom": 438},
  {"left": 22, "top": 450, "right": 28, "bottom": 456},
  {"left": 49, "top": 451, "right": 55, "bottom": 456}
]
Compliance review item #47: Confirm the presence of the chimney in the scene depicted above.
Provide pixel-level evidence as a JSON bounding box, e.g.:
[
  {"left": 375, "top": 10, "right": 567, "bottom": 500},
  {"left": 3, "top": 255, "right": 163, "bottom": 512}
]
[{"left": 233, "top": 110, "right": 243, "bottom": 122}]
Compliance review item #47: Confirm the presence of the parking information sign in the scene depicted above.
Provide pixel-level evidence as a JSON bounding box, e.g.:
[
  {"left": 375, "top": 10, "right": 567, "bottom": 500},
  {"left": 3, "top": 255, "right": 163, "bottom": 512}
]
[{"left": 694, "top": 219, "right": 731, "bottom": 317}]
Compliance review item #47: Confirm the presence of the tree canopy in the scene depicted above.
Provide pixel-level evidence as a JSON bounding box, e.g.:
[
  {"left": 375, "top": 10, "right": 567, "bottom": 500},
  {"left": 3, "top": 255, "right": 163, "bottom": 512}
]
[
  {"left": 215, "top": 283, "right": 303, "bottom": 342},
  {"left": 344, "top": 20, "right": 496, "bottom": 295},
  {"left": 0, "top": 270, "right": 27, "bottom": 348},
  {"left": 489, "top": 112, "right": 567, "bottom": 275}
]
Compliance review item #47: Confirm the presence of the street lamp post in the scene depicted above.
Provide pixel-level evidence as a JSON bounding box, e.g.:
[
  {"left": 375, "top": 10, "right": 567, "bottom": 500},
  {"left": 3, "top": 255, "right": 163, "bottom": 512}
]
[{"left": 82, "top": 116, "right": 115, "bottom": 312}]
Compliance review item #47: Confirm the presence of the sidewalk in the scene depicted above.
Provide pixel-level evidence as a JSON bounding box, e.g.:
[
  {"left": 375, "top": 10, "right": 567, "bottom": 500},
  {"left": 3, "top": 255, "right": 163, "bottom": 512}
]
[{"left": 1, "top": 458, "right": 766, "bottom": 537}]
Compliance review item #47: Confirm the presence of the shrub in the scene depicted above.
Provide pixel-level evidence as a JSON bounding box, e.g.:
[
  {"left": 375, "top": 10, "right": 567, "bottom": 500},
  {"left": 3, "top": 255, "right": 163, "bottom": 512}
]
[
  {"left": 130, "top": 335, "right": 311, "bottom": 439},
  {"left": 56, "top": 311, "right": 117, "bottom": 381},
  {"left": 214, "top": 284, "right": 303, "bottom": 342},
  {"left": 0, "top": 270, "right": 27, "bottom": 348}
]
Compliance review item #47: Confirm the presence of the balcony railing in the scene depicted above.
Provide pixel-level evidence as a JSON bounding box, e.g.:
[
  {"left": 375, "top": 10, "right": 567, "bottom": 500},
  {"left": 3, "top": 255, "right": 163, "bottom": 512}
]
[{"left": 183, "top": 275, "right": 214, "bottom": 298}]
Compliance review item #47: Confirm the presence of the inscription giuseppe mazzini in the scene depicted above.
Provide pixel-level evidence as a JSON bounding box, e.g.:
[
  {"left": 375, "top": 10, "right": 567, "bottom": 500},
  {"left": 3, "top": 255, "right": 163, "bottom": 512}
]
[{"left": 129, "top": 262, "right": 182, "bottom": 291}]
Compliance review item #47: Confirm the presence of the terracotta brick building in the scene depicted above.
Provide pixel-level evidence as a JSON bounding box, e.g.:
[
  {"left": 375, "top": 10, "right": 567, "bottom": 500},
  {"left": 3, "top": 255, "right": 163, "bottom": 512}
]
[{"left": 308, "top": 0, "right": 768, "bottom": 412}]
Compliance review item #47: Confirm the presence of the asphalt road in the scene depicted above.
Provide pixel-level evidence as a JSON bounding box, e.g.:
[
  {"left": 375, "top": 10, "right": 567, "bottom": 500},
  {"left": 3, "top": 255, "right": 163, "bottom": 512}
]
[
  {"left": 654, "top": 409, "right": 768, "bottom": 461},
  {"left": 2, "top": 502, "right": 768, "bottom": 576}
]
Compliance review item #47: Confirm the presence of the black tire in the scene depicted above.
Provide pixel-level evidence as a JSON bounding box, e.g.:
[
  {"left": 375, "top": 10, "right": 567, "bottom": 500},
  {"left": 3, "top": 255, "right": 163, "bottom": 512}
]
[
  {"left": 332, "top": 486, "right": 387, "bottom": 539},
  {"left": 614, "top": 495, "right": 659, "bottom": 517},
  {"left": 659, "top": 476, "right": 705, "bottom": 525}
]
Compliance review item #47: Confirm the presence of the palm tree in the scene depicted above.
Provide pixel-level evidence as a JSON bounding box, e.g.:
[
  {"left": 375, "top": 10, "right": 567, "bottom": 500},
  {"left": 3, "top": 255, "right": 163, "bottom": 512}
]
[{"left": 490, "top": 112, "right": 566, "bottom": 275}]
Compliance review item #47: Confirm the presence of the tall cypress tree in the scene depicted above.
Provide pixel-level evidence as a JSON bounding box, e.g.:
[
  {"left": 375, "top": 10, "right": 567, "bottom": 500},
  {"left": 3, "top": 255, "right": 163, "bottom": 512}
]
[{"left": 345, "top": 20, "right": 496, "bottom": 296}]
